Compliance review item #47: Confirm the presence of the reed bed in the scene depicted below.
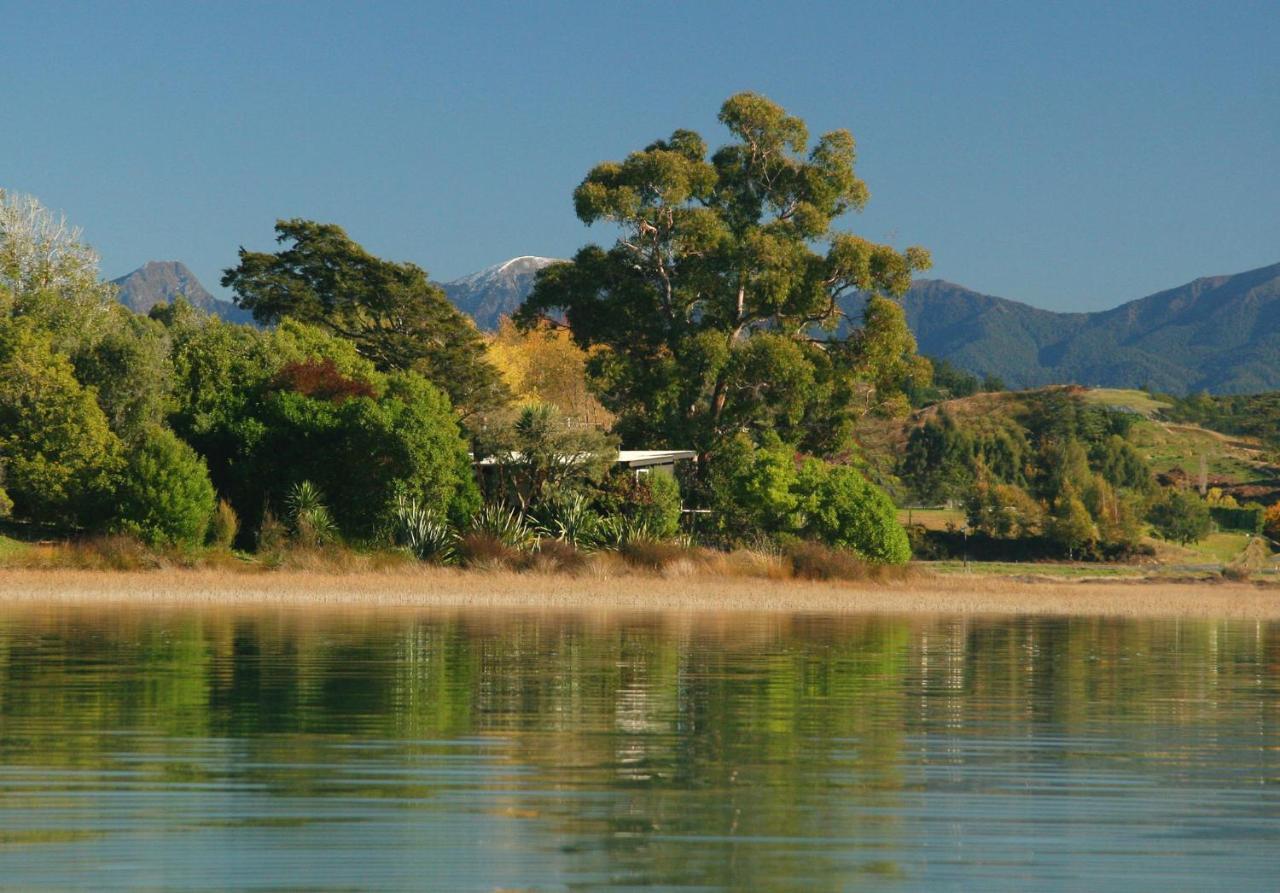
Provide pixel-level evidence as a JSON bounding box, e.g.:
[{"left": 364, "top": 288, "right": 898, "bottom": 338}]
[{"left": 0, "top": 563, "right": 1277, "bottom": 619}]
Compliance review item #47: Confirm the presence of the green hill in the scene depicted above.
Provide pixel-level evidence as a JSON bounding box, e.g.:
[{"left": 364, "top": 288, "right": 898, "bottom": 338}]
[{"left": 843, "top": 261, "right": 1280, "bottom": 394}]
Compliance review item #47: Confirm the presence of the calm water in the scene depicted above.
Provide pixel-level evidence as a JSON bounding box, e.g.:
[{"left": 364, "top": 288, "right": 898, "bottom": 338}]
[{"left": 0, "top": 606, "right": 1275, "bottom": 891}]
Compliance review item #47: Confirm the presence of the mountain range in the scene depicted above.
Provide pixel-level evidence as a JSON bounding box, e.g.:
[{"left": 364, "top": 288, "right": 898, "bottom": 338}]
[
  {"left": 856, "top": 261, "right": 1280, "bottom": 394},
  {"left": 111, "top": 261, "right": 253, "bottom": 324},
  {"left": 110, "top": 256, "right": 1280, "bottom": 395}
]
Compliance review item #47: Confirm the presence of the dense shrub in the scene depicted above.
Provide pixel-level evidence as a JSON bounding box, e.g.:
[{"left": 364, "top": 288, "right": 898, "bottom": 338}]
[
  {"left": 708, "top": 433, "right": 909, "bottom": 563},
  {"left": 795, "top": 462, "right": 911, "bottom": 564},
  {"left": 209, "top": 499, "right": 239, "bottom": 549},
  {"left": 1147, "top": 489, "right": 1212, "bottom": 545},
  {"left": 115, "top": 427, "right": 216, "bottom": 547}
]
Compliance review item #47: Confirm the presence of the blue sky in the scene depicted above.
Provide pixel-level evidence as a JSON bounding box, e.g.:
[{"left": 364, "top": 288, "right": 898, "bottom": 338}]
[{"left": 2, "top": 0, "right": 1276, "bottom": 311}]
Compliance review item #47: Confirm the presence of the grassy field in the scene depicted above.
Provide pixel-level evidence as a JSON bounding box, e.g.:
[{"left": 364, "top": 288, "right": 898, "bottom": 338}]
[
  {"left": 0, "top": 536, "right": 28, "bottom": 562},
  {"left": 1082, "top": 388, "right": 1173, "bottom": 417},
  {"left": 925, "top": 560, "right": 1148, "bottom": 578},
  {"left": 896, "top": 507, "right": 966, "bottom": 530}
]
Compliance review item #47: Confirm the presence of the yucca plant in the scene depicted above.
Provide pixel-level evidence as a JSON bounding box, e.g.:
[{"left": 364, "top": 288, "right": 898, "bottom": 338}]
[
  {"left": 534, "top": 491, "right": 602, "bottom": 550},
  {"left": 391, "top": 494, "right": 456, "bottom": 564},
  {"left": 287, "top": 480, "right": 338, "bottom": 547},
  {"left": 470, "top": 504, "right": 537, "bottom": 551},
  {"left": 595, "top": 514, "right": 659, "bottom": 549}
]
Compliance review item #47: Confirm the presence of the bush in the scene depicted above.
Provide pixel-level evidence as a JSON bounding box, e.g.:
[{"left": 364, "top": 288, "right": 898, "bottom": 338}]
[
  {"left": 286, "top": 480, "right": 338, "bottom": 547},
  {"left": 796, "top": 462, "right": 912, "bottom": 564},
  {"left": 470, "top": 504, "right": 536, "bottom": 550},
  {"left": 457, "top": 532, "right": 520, "bottom": 569},
  {"left": 1147, "top": 489, "right": 1212, "bottom": 545},
  {"left": 787, "top": 541, "right": 880, "bottom": 581},
  {"left": 1210, "top": 505, "right": 1264, "bottom": 534},
  {"left": 209, "top": 499, "right": 239, "bottom": 549},
  {"left": 115, "top": 428, "right": 216, "bottom": 547},
  {"left": 533, "top": 489, "right": 602, "bottom": 549},
  {"left": 391, "top": 494, "right": 456, "bottom": 563},
  {"left": 638, "top": 472, "right": 682, "bottom": 538}
]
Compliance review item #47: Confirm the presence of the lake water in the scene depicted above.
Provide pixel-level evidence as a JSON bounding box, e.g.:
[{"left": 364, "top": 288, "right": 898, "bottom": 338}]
[{"left": 0, "top": 605, "right": 1275, "bottom": 891}]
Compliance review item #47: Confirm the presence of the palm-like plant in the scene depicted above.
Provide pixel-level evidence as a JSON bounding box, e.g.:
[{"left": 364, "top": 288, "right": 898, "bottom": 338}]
[
  {"left": 533, "top": 490, "right": 602, "bottom": 550},
  {"left": 287, "top": 480, "right": 338, "bottom": 547},
  {"left": 391, "top": 494, "right": 456, "bottom": 564},
  {"left": 470, "top": 504, "right": 537, "bottom": 550}
]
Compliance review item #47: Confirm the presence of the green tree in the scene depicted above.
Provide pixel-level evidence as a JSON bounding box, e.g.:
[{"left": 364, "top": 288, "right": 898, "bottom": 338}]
[
  {"left": 222, "top": 219, "right": 507, "bottom": 418},
  {"left": 1045, "top": 484, "right": 1098, "bottom": 559},
  {"left": 248, "top": 371, "right": 480, "bottom": 539},
  {"left": 1147, "top": 489, "right": 1211, "bottom": 545},
  {"left": 900, "top": 414, "right": 974, "bottom": 504},
  {"left": 72, "top": 306, "right": 173, "bottom": 443},
  {"left": 966, "top": 480, "right": 1043, "bottom": 538},
  {"left": 0, "top": 321, "right": 123, "bottom": 527},
  {"left": 517, "top": 92, "right": 930, "bottom": 461},
  {"left": 115, "top": 427, "right": 216, "bottom": 547},
  {"left": 796, "top": 461, "right": 911, "bottom": 563},
  {"left": 707, "top": 432, "right": 802, "bottom": 541}
]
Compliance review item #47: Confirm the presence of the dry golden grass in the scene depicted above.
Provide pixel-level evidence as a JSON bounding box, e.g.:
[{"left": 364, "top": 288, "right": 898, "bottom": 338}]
[{"left": 0, "top": 564, "right": 1276, "bottom": 619}]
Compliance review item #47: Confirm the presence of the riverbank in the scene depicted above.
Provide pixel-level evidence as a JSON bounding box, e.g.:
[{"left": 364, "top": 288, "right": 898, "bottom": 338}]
[{"left": 0, "top": 567, "right": 1277, "bottom": 619}]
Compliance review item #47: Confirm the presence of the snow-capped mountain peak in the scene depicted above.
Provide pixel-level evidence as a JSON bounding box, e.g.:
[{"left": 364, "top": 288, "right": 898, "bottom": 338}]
[{"left": 442, "top": 256, "right": 565, "bottom": 330}]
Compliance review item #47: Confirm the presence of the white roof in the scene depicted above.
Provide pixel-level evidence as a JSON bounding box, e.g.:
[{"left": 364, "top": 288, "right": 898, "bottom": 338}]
[
  {"left": 616, "top": 450, "right": 697, "bottom": 467},
  {"left": 474, "top": 449, "right": 695, "bottom": 467}
]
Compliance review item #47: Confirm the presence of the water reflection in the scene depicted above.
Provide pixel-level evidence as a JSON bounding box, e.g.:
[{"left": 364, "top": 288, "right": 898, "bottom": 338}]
[{"left": 0, "top": 607, "right": 1275, "bottom": 890}]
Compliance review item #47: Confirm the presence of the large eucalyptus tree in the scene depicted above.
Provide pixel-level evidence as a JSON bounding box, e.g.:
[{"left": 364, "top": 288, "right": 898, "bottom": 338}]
[{"left": 517, "top": 92, "right": 931, "bottom": 461}]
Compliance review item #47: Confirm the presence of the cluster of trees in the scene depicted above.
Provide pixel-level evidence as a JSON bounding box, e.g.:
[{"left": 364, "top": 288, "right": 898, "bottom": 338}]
[
  {"left": 0, "top": 191, "right": 482, "bottom": 548},
  {"left": 899, "top": 392, "right": 1176, "bottom": 557},
  {"left": 0, "top": 93, "right": 932, "bottom": 564}
]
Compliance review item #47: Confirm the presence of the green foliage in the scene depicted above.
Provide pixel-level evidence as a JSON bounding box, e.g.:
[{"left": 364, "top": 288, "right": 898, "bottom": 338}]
[
  {"left": 591, "top": 469, "right": 683, "bottom": 541},
  {"left": 708, "top": 433, "right": 802, "bottom": 539},
  {"left": 0, "top": 190, "right": 117, "bottom": 355},
  {"left": 1164, "top": 391, "right": 1280, "bottom": 451},
  {"left": 795, "top": 461, "right": 911, "bottom": 564},
  {"left": 708, "top": 433, "right": 908, "bottom": 562},
  {"left": 1147, "top": 490, "right": 1212, "bottom": 545},
  {"left": 474, "top": 403, "right": 618, "bottom": 515},
  {"left": 900, "top": 414, "right": 975, "bottom": 504},
  {"left": 222, "top": 219, "right": 507, "bottom": 417},
  {"left": 639, "top": 472, "right": 683, "bottom": 539},
  {"left": 1208, "top": 504, "right": 1263, "bottom": 534},
  {"left": 72, "top": 307, "right": 173, "bottom": 443},
  {"left": 1045, "top": 485, "right": 1098, "bottom": 558},
  {"left": 159, "top": 311, "right": 481, "bottom": 543},
  {"left": 518, "top": 92, "right": 930, "bottom": 461},
  {"left": 390, "top": 494, "right": 457, "bottom": 563},
  {"left": 966, "top": 481, "right": 1043, "bottom": 538},
  {"left": 0, "top": 321, "right": 123, "bottom": 527},
  {"left": 115, "top": 427, "right": 216, "bottom": 547},
  {"left": 286, "top": 480, "right": 338, "bottom": 547},
  {"left": 469, "top": 504, "right": 536, "bottom": 550},
  {"left": 532, "top": 490, "right": 603, "bottom": 550}
]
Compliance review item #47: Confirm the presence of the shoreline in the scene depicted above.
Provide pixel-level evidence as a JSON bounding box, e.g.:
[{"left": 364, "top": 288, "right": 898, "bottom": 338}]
[{"left": 0, "top": 567, "right": 1278, "bottom": 619}]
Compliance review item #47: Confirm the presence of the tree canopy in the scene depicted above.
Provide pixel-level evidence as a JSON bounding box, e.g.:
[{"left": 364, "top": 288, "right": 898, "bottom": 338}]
[
  {"left": 517, "top": 92, "right": 931, "bottom": 459},
  {"left": 222, "top": 219, "right": 508, "bottom": 418}
]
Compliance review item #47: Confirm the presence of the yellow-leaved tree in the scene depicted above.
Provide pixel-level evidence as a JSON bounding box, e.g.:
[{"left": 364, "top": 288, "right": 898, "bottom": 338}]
[{"left": 487, "top": 318, "right": 613, "bottom": 428}]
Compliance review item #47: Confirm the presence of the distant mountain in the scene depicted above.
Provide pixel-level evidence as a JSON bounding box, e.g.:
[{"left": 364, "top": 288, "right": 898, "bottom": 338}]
[
  {"left": 839, "top": 261, "right": 1280, "bottom": 395},
  {"left": 443, "top": 254, "right": 1280, "bottom": 395},
  {"left": 111, "top": 261, "right": 253, "bottom": 324},
  {"left": 440, "top": 256, "right": 562, "bottom": 330}
]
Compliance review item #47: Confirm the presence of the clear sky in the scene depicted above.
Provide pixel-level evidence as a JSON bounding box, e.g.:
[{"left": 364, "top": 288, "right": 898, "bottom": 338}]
[{"left": 2, "top": 0, "right": 1276, "bottom": 311}]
